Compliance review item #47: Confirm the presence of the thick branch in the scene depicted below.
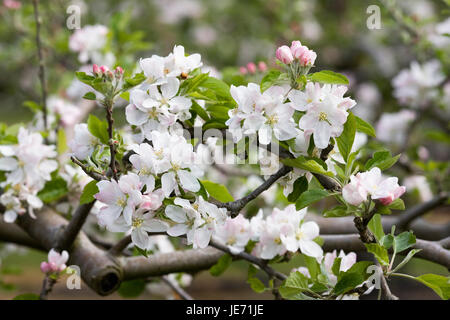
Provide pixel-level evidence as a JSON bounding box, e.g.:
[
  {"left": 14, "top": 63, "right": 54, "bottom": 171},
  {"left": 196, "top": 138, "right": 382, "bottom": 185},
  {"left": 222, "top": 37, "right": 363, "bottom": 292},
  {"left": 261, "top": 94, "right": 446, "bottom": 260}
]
[
  {"left": 396, "top": 192, "right": 449, "bottom": 230},
  {"left": 121, "top": 247, "right": 224, "bottom": 280},
  {"left": 55, "top": 201, "right": 96, "bottom": 251}
]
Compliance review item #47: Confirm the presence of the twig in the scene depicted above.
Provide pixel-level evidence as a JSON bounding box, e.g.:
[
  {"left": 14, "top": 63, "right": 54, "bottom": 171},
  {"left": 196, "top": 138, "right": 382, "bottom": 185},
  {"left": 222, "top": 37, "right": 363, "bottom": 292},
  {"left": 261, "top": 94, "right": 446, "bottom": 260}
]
[
  {"left": 55, "top": 201, "right": 96, "bottom": 251},
  {"left": 104, "top": 100, "right": 118, "bottom": 180},
  {"left": 397, "top": 192, "right": 449, "bottom": 231},
  {"left": 378, "top": 264, "right": 399, "bottom": 300},
  {"left": 32, "top": 0, "right": 48, "bottom": 130},
  {"left": 217, "top": 165, "right": 292, "bottom": 216},
  {"left": 71, "top": 156, "right": 108, "bottom": 181},
  {"left": 39, "top": 276, "right": 56, "bottom": 300},
  {"left": 109, "top": 235, "right": 132, "bottom": 256},
  {"left": 161, "top": 275, "right": 194, "bottom": 300},
  {"left": 209, "top": 238, "right": 287, "bottom": 281}
]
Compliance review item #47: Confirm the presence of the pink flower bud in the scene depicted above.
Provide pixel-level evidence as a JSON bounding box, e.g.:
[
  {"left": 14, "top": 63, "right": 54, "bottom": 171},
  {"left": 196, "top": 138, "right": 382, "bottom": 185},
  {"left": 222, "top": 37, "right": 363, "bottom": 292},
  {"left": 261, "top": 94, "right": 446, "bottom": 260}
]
[
  {"left": 92, "top": 64, "right": 101, "bottom": 75},
  {"left": 40, "top": 262, "right": 51, "bottom": 274},
  {"left": 239, "top": 66, "right": 248, "bottom": 75},
  {"left": 290, "top": 40, "right": 302, "bottom": 54},
  {"left": 379, "top": 186, "right": 406, "bottom": 205},
  {"left": 106, "top": 70, "right": 114, "bottom": 80},
  {"left": 290, "top": 44, "right": 308, "bottom": 60},
  {"left": 246, "top": 62, "right": 257, "bottom": 74},
  {"left": 115, "top": 66, "right": 124, "bottom": 76},
  {"left": 99, "top": 65, "right": 109, "bottom": 74},
  {"left": 299, "top": 49, "right": 317, "bottom": 66},
  {"left": 276, "top": 45, "right": 294, "bottom": 64},
  {"left": 3, "top": 0, "right": 21, "bottom": 10},
  {"left": 258, "top": 61, "right": 267, "bottom": 72}
]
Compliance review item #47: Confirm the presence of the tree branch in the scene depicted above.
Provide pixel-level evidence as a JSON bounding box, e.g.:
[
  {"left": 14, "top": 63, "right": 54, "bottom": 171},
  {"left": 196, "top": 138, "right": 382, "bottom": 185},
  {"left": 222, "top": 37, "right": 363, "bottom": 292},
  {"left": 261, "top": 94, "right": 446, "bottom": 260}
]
[
  {"left": 32, "top": 0, "right": 48, "bottom": 131},
  {"left": 217, "top": 165, "right": 292, "bottom": 216},
  {"left": 161, "top": 275, "right": 194, "bottom": 300},
  {"left": 55, "top": 201, "right": 96, "bottom": 251},
  {"left": 71, "top": 156, "right": 108, "bottom": 181}
]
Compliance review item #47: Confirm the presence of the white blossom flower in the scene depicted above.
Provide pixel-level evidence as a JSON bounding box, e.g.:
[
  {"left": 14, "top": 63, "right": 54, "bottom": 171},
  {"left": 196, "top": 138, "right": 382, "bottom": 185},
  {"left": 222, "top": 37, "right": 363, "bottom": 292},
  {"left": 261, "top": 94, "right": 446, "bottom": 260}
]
[
  {"left": 69, "top": 123, "right": 100, "bottom": 160},
  {"left": 40, "top": 249, "right": 69, "bottom": 274},
  {"left": 214, "top": 214, "right": 251, "bottom": 254}
]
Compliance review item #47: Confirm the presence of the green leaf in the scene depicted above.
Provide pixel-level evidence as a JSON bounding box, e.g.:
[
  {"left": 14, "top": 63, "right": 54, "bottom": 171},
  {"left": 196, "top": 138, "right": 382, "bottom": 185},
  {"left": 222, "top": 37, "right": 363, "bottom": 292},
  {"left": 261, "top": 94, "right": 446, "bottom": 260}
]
[
  {"left": 287, "top": 176, "right": 308, "bottom": 202},
  {"left": 75, "top": 71, "right": 95, "bottom": 85},
  {"left": 381, "top": 234, "right": 394, "bottom": 249},
  {"left": 119, "top": 91, "right": 130, "bottom": 102},
  {"left": 391, "top": 249, "right": 421, "bottom": 273},
  {"left": 323, "top": 205, "right": 350, "bottom": 217},
  {"left": 296, "top": 189, "right": 330, "bottom": 210},
  {"left": 191, "top": 101, "right": 210, "bottom": 121},
  {"left": 261, "top": 70, "right": 283, "bottom": 92},
  {"left": 200, "top": 77, "right": 232, "bottom": 99},
  {"left": 209, "top": 254, "right": 233, "bottom": 276},
  {"left": 365, "top": 243, "right": 390, "bottom": 266},
  {"left": 281, "top": 156, "right": 334, "bottom": 177},
  {"left": 117, "top": 279, "right": 146, "bottom": 298},
  {"left": 365, "top": 151, "right": 400, "bottom": 171},
  {"left": 37, "top": 177, "right": 69, "bottom": 204},
  {"left": 247, "top": 277, "right": 266, "bottom": 293},
  {"left": 23, "top": 101, "right": 42, "bottom": 113},
  {"left": 333, "top": 272, "right": 364, "bottom": 296},
  {"left": 201, "top": 180, "right": 234, "bottom": 202},
  {"left": 82, "top": 92, "right": 97, "bottom": 100},
  {"left": 336, "top": 112, "right": 356, "bottom": 162},
  {"left": 80, "top": 180, "right": 99, "bottom": 205},
  {"left": 57, "top": 128, "right": 67, "bottom": 155},
  {"left": 393, "top": 231, "right": 416, "bottom": 254},
  {"left": 387, "top": 198, "right": 405, "bottom": 210},
  {"left": 122, "top": 72, "right": 146, "bottom": 90},
  {"left": 279, "top": 271, "right": 311, "bottom": 300},
  {"left": 13, "top": 293, "right": 40, "bottom": 300},
  {"left": 307, "top": 70, "right": 349, "bottom": 85},
  {"left": 331, "top": 257, "right": 342, "bottom": 276},
  {"left": 367, "top": 214, "right": 385, "bottom": 243},
  {"left": 355, "top": 116, "right": 376, "bottom": 137},
  {"left": 340, "top": 261, "right": 373, "bottom": 281},
  {"left": 304, "top": 255, "right": 320, "bottom": 280},
  {"left": 87, "top": 114, "right": 109, "bottom": 144},
  {"left": 415, "top": 274, "right": 450, "bottom": 300}
]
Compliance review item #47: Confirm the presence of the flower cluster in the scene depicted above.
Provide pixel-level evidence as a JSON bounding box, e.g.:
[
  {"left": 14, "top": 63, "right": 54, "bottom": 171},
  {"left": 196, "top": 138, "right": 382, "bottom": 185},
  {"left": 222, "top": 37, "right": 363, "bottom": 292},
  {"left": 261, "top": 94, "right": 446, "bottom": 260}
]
[
  {"left": 342, "top": 167, "right": 406, "bottom": 206},
  {"left": 276, "top": 41, "right": 317, "bottom": 67},
  {"left": 40, "top": 249, "right": 69, "bottom": 274},
  {"left": 126, "top": 45, "right": 202, "bottom": 141},
  {"left": 0, "top": 128, "right": 57, "bottom": 222}
]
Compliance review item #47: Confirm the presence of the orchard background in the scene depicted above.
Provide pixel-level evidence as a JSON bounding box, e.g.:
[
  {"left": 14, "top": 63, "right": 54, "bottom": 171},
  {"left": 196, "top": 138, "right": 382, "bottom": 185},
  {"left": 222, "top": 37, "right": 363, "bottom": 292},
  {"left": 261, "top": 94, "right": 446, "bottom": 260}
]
[{"left": 0, "top": 0, "right": 448, "bottom": 300}]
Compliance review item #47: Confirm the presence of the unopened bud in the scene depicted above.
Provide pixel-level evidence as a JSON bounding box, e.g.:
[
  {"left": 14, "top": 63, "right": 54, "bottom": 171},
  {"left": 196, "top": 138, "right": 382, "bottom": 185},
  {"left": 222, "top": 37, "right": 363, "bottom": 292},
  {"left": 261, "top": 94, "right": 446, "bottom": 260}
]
[
  {"left": 276, "top": 45, "right": 294, "bottom": 64},
  {"left": 239, "top": 66, "right": 248, "bottom": 75},
  {"left": 258, "top": 61, "right": 267, "bottom": 72},
  {"left": 115, "top": 66, "right": 124, "bottom": 77},
  {"left": 246, "top": 62, "right": 257, "bottom": 74},
  {"left": 93, "top": 64, "right": 101, "bottom": 76}
]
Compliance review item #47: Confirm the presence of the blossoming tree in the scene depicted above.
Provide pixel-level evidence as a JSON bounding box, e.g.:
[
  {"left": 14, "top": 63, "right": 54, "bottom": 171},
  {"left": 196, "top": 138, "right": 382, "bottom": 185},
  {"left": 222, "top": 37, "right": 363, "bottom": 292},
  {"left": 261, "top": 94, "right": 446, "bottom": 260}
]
[{"left": 0, "top": 0, "right": 448, "bottom": 301}]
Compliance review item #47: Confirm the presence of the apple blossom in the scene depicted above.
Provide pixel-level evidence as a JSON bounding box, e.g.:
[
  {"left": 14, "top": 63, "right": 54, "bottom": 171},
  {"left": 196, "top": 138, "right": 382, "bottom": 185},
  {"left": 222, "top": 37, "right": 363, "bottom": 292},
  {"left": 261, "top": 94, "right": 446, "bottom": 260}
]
[
  {"left": 69, "top": 123, "right": 100, "bottom": 160},
  {"left": 342, "top": 167, "right": 406, "bottom": 206},
  {"left": 214, "top": 214, "right": 251, "bottom": 254},
  {"left": 40, "top": 249, "right": 69, "bottom": 274},
  {"left": 298, "top": 95, "right": 349, "bottom": 149},
  {"left": 69, "top": 25, "right": 110, "bottom": 64}
]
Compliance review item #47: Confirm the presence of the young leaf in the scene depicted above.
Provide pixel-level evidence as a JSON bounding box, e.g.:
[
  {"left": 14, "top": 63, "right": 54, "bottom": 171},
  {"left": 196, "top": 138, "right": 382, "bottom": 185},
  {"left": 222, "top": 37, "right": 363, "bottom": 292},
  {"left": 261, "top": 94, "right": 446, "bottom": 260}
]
[
  {"left": 323, "top": 205, "right": 350, "bottom": 217},
  {"left": 393, "top": 231, "right": 416, "bottom": 254},
  {"left": 82, "top": 92, "right": 97, "bottom": 100},
  {"left": 201, "top": 180, "right": 234, "bottom": 202},
  {"left": 295, "top": 189, "right": 330, "bottom": 210},
  {"left": 37, "top": 177, "right": 69, "bottom": 204},
  {"left": 391, "top": 249, "right": 422, "bottom": 273},
  {"left": 355, "top": 116, "right": 376, "bottom": 137},
  {"left": 210, "top": 254, "right": 233, "bottom": 276},
  {"left": 365, "top": 243, "right": 390, "bottom": 266},
  {"left": 87, "top": 114, "right": 109, "bottom": 144},
  {"left": 287, "top": 176, "right": 308, "bottom": 202},
  {"left": 367, "top": 213, "right": 385, "bottom": 243},
  {"left": 307, "top": 70, "right": 349, "bottom": 85},
  {"left": 365, "top": 150, "right": 400, "bottom": 171},
  {"left": 279, "top": 271, "right": 311, "bottom": 300},
  {"left": 281, "top": 156, "right": 334, "bottom": 177},
  {"left": 415, "top": 274, "right": 450, "bottom": 300},
  {"left": 80, "top": 180, "right": 99, "bottom": 205},
  {"left": 333, "top": 272, "right": 364, "bottom": 296},
  {"left": 336, "top": 112, "right": 356, "bottom": 162},
  {"left": 261, "top": 70, "right": 283, "bottom": 92}
]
